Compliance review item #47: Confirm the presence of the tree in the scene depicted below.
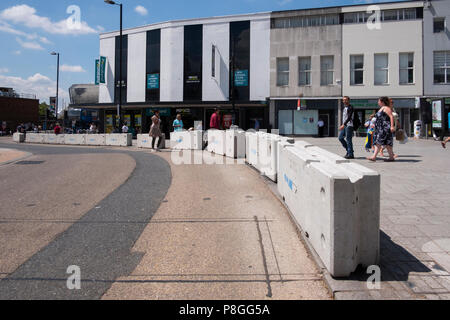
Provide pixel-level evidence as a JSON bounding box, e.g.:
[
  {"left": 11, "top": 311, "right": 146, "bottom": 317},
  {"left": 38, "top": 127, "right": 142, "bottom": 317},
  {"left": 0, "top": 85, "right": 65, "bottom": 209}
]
[{"left": 39, "top": 102, "right": 49, "bottom": 117}]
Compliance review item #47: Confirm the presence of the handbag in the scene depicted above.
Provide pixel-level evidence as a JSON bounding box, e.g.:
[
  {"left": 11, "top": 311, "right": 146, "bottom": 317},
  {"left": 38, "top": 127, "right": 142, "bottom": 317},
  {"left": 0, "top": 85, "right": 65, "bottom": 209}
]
[{"left": 395, "top": 129, "right": 405, "bottom": 142}]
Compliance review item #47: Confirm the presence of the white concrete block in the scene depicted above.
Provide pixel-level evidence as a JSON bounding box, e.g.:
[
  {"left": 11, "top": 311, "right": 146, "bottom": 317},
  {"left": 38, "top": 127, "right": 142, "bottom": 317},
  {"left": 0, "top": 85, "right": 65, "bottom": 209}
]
[
  {"left": 65, "top": 134, "right": 86, "bottom": 145},
  {"left": 13, "top": 133, "right": 24, "bottom": 143},
  {"left": 246, "top": 132, "right": 259, "bottom": 169},
  {"left": 24, "top": 133, "right": 44, "bottom": 144},
  {"left": 138, "top": 135, "right": 166, "bottom": 149},
  {"left": 258, "top": 133, "right": 281, "bottom": 182},
  {"left": 86, "top": 134, "right": 106, "bottom": 146},
  {"left": 170, "top": 131, "right": 202, "bottom": 150},
  {"left": 277, "top": 141, "right": 380, "bottom": 277},
  {"left": 207, "top": 130, "right": 226, "bottom": 155},
  {"left": 225, "top": 129, "right": 246, "bottom": 159},
  {"left": 105, "top": 134, "right": 132, "bottom": 146}
]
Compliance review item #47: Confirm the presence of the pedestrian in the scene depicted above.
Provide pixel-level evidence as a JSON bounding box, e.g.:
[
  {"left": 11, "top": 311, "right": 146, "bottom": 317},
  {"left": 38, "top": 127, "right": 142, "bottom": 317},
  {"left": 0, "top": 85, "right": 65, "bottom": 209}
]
[
  {"left": 54, "top": 122, "right": 62, "bottom": 135},
  {"left": 378, "top": 99, "right": 400, "bottom": 158},
  {"left": 367, "top": 97, "right": 396, "bottom": 162},
  {"left": 89, "top": 123, "right": 97, "bottom": 134},
  {"left": 122, "top": 122, "right": 129, "bottom": 133},
  {"left": 173, "top": 114, "right": 183, "bottom": 132},
  {"left": 442, "top": 137, "right": 450, "bottom": 149},
  {"left": 209, "top": 108, "right": 221, "bottom": 130},
  {"left": 338, "top": 96, "right": 355, "bottom": 159},
  {"left": 317, "top": 119, "right": 325, "bottom": 138},
  {"left": 149, "top": 110, "right": 163, "bottom": 151},
  {"left": 364, "top": 113, "right": 376, "bottom": 152}
]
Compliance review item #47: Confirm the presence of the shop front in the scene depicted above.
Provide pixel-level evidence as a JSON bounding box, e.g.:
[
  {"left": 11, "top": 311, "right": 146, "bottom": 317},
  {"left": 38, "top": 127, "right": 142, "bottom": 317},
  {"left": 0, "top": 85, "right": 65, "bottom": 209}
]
[{"left": 274, "top": 99, "right": 337, "bottom": 137}]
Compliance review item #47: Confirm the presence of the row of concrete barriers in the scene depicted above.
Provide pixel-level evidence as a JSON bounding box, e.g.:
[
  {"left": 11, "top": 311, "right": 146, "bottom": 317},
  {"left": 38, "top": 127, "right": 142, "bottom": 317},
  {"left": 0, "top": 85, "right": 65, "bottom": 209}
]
[
  {"left": 13, "top": 132, "right": 132, "bottom": 147},
  {"left": 13, "top": 129, "right": 380, "bottom": 277}
]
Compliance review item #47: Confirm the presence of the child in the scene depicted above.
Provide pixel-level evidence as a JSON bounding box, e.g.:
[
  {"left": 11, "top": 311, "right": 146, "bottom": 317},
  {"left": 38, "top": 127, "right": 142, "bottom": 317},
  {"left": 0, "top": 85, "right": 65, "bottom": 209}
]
[{"left": 364, "top": 113, "right": 376, "bottom": 152}]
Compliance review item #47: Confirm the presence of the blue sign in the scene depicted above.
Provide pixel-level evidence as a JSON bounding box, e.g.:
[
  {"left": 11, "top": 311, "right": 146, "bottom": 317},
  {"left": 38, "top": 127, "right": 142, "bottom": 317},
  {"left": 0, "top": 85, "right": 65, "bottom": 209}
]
[
  {"left": 234, "top": 70, "right": 248, "bottom": 87},
  {"left": 147, "top": 74, "right": 160, "bottom": 89}
]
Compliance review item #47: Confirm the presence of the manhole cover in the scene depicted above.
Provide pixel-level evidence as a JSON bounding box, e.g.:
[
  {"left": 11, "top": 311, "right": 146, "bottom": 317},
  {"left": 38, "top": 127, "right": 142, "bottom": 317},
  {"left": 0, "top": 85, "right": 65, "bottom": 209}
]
[{"left": 16, "top": 161, "right": 45, "bottom": 165}]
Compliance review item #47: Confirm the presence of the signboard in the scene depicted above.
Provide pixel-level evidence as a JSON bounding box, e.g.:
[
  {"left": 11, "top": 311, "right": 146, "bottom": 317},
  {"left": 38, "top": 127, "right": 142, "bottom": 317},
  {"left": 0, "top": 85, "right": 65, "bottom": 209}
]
[
  {"left": 186, "top": 75, "right": 200, "bottom": 84},
  {"left": 147, "top": 74, "right": 160, "bottom": 89},
  {"left": 146, "top": 108, "right": 171, "bottom": 117},
  {"left": 234, "top": 70, "right": 248, "bottom": 87},
  {"left": 95, "top": 56, "right": 107, "bottom": 85},
  {"left": 432, "top": 100, "right": 442, "bottom": 129},
  {"left": 445, "top": 98, "right": 450, "bottom": 105},
  {"left": 351, "top": 99, "right": 379, "bottom": 109}
]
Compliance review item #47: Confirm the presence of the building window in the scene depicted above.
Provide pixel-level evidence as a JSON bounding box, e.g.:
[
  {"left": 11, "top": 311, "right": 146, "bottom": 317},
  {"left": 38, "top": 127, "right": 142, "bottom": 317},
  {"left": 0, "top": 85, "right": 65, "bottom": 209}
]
[
  {"left": 277, "top": 58, "right": 289, "bottom": 86},
  {"left": 434, "top": 51, "right": 450, "bottom": 84},
  {"left": 343, "top": 8, "right": 418, "bottom": 24},
  {"left": 374, "top": 53, "right": 389, "bottom": 85},
  {"left": 212, "top": 45, "right": 216, "bottom": 78},
  {"left": 399, "top": 53, "right": 414, "bottom": 84},
  {"left": 383, "top": 10, "right": 398, "bottom": 21},
  {"left": 298, "top": 57, "right": 311, "bottom": 86},
  {"left": 350, "top": 55, "right": 364, "bottom": 85},
  {"left": 271, "top": 14, "right": 340, "bottom": 29},
  {"left": 320, "top": 56, "right": 334, "bottom": 86},
  {"left": 434, "top": 18, "right": 446, "bottom": 33}
]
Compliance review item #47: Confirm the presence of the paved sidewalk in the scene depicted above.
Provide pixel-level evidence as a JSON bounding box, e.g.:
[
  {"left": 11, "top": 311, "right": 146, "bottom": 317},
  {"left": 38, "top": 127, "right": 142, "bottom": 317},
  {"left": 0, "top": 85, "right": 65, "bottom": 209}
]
[
  {"left": 103, "top": 150, "right": 332, "bottom": 300},
  {"left": 298, "top": 137, "right": 450, "bottom": 300},
  {"left": 0, "top": 148, "right": 31, "bottom": 165}
]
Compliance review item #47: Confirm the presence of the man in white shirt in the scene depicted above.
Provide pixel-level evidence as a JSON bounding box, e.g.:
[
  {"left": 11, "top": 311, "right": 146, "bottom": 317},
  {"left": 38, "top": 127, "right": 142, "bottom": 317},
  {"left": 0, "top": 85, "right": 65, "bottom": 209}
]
[{"left": 122, "top": 123, "right": 129, "bottom": 133}]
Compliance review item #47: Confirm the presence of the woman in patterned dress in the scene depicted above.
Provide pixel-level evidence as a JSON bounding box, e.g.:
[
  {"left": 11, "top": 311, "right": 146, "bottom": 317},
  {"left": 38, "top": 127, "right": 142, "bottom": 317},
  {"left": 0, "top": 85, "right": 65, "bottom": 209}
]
[{"left": 367, "top": 97, "right": 396, "bottom": 162}]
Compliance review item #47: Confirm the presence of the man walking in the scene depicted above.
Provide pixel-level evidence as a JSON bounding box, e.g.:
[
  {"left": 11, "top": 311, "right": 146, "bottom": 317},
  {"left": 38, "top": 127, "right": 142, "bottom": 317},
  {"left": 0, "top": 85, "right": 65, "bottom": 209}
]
[
  {"left": 210, "top": 108, "right": 221, "bottom": 130},
  {"left": 173, "top": 114, "right": 183, "bottom": 132},
  {"left": 339, "top": 96, "right": 355, "bottom": 159}
]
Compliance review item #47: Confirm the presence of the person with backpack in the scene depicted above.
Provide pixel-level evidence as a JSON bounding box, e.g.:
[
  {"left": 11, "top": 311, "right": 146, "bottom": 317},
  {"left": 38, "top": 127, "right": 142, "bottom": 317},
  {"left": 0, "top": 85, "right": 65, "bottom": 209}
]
[{"left": 338, "top": 96, "right": 359, "bottom": 159}]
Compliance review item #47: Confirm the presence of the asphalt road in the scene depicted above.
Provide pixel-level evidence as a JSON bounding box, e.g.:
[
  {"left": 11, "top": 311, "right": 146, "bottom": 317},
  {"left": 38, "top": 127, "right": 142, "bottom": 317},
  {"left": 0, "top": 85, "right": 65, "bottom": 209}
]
[{"left": 0, "top": 143, "right": 172, "bottom": 299}]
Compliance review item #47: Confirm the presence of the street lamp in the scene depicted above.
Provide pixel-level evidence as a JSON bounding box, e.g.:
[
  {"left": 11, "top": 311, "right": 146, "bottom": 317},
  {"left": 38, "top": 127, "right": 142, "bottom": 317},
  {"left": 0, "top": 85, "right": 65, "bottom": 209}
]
[
  {"left": 104, "top": 0, "right": 123, "bottom": 129},
  {"left": 50, "top": 51, "right": 59, "bottom": 121}
]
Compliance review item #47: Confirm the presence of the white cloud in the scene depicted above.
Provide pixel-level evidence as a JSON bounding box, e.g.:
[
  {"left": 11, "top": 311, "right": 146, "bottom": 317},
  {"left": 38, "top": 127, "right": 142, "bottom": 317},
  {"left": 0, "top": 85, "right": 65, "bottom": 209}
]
[
  {"left": 13, "top": 50, "right": 21, "bottom": 55},
  {"left": 135, "top": 5, "right": 148, "bottom": 16},
  {"left": 0, "top": 73, "right": 68, "bottom": 103},
  {"left": 0, "top": 4, "right": 98, "bottom": 35},
  {"left": 278, "top": 0, "right": 293, "bottom": 5},
  {"left": 60, "top": 65, "right": 86, "bottom": 73},
  {"left": 0, "top": 68, "right": 9, "bottom": 73},
  {"left": 40, "top": 37, "right": 52, "bottom": 44},
  {"left": 16, "top": 37, "right": 44, "bottom": 50}
]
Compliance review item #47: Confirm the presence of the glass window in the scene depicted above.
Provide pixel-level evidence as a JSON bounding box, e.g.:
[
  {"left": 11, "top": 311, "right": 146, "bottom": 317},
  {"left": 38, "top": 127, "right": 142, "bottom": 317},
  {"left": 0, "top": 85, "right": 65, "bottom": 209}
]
[
  {"left": 344, "top": 13, "right": 357, "bottom": 23},
  {"left": 403, "top": 8, "right": 416, "bottom": 20},
  {"left": 299, "top": 57, "right": 311, "bottom": 86},
  {"left": 399, "top": 53, "right": 414, "bottom": 84},
  {"left": 320, "top": 56, "right": 334, "bottom": 86},
  {"left": 383, "top": 10, "right": 398, "bottom": 21},
  {"left": 211, "top": 45, "right": 216, "bottom": 78},
  {"left": 184, "top": 24, "right": 203, "bottom": 101},
  {"left": 374, "top": 53, "right": 389, "bottom": 85},
  {"left": 350, "top": 55, "right": 364, "bottom": 85},
  {"left": 277, "top": 58, "right": 289, "bottom": 86},
  {"left": 434, "top": 51, "right": 450, "bottom": 84},
  {"left": 434, "top": 18, "right": 446, "bottom": 33},
  {"left": 278, "top": 110, "right": 293, "bottom": 135}
]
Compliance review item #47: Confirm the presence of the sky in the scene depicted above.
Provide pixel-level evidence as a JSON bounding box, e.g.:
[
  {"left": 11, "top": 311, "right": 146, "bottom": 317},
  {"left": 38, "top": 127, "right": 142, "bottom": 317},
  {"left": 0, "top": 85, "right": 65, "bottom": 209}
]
[{"left": 0, "top": 0, "right": 407, "bottom": 108}]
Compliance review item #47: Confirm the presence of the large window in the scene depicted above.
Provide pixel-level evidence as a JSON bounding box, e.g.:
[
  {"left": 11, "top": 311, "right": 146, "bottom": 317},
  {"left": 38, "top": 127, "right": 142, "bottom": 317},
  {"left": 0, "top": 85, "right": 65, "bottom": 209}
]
[
  {"left": 272, "top": 14, "right": 339, "bottom": 29},
  {"left": 399, "top": 53, "right": 414, "bottom": 84},
  {"left": 146, "top": 29, "right": 161, "bottom": 102},
  {"left": 277, "top": 58, "right": 289, "bottom": 86},
  {"left": 320, "top": 56, "right": 334, "bottom": 86},
  {"left": 114, "top": 35, "right": 128, "bottom": 104},
  {"left": 343, "top": 8, "right": 418, "bottom": 24},
  {"left": 298, "top": 57, "right": 311, "bottom": 86},
  {"left": 434, "top": 18, "right": 446, "bottom": 33},
  {"left": 184, "top": 25, "right": 203, "bottom": 101},
  {"left": 434, "top": 51, "right": 450, "bottom": 84},
  {"left": 374, "top": 53, "right": 389, "bottom": 85},
  {"left": 350, "top": 55, "right": 364, "bottom": 85}
]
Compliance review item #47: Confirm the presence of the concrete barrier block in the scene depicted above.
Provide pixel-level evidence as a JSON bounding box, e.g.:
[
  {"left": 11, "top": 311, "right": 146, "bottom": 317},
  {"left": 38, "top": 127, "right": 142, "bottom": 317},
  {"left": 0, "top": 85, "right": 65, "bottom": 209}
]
[
  {"left": 42, "top": 134, "right": 63, "bottom": 144},
  {"left": 105, "top": 134, "right": 132, "bottom": 146},
  {"left": 246, "top": 132, "right": 259, "bottom": 169},
  {"left": 258, "top": 133, "right": 281, "bottom": 182},
  {"left": 24, "top": 133, "right": 44, "bottom": 144},
  {"left": 225, "top": 129, "right": 246, "bottom": 159},
  {"left": 277, "top": 141, "right": 380, "bottom": 277},
  {"left": 86, "top": 134, "right": 106, "bottom": 146},
  {"left": 13, "top": 133, "right": 25, "bottom": 143},
  {"left": 207, "top": 130, "right": 226, "bottom": 155},
  {"left": 65, "top": 134, "right": 86, "bottom": 145},
  {"left": 171, "top": 131, "right": 202, "bottom": 150},
  {"left": 138, "top": 135, "right": 166, "bottom": 149}
]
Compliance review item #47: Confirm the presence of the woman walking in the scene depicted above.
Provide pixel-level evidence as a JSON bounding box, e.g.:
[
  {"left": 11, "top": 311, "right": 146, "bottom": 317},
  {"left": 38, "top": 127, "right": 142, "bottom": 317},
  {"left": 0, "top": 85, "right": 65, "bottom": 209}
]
[
  {"left": 367, "top": 97, "right": 396, "bottom": 162},
  {"left": 149, "top": 110, "right": 162, "bottom": 151}
]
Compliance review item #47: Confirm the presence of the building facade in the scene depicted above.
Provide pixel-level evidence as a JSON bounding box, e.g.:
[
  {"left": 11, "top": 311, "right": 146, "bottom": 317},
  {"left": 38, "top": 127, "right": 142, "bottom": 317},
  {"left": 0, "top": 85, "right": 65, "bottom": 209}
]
[
  {"left": 95, "top": 13, "right": 271, "bottom": 135},
  {"left": 70, "top": 0, "right": 450, "bottom": 137},
  {"left": 423, "top": 0, "right": 450, "bottom": 136}
]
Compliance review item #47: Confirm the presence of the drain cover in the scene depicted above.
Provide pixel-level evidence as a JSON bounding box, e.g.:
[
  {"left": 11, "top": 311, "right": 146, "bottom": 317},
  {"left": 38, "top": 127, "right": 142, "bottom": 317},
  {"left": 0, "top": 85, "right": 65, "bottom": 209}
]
[{"left": 16, "top": 161, "right": 45, "bottom": 165}]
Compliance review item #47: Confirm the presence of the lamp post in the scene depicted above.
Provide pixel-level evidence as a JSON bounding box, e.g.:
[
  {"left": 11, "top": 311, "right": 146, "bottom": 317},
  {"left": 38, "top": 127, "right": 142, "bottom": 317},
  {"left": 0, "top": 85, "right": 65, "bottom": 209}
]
[
  {"left": 50, "top": 52, "right": 59, "bottom": 121},
  {"left": 104, "top": 0, "right": 123, "bottom": 129}
]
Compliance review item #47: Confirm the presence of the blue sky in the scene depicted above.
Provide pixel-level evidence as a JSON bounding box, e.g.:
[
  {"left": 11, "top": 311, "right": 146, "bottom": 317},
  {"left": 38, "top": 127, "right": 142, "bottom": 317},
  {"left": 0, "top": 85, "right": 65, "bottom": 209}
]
[{"left": 0, "top": 0, "right": 405, "bottom": 107}]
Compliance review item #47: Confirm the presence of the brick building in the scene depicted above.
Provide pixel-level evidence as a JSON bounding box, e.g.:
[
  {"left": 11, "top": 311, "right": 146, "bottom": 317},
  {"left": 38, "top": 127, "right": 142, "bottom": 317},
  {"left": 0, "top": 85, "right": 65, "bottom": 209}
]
[{"left": 0, "top": 88, "right": 39, "bottom": 133}]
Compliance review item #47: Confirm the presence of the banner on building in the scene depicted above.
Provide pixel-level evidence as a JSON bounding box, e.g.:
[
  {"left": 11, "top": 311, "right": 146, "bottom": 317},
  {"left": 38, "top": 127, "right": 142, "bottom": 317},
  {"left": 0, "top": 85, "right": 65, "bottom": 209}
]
[
  {"left": 432, "top": 100, "right": 442, "bottom": 129},
  {"left": 234, "top": 70, "right": 248, "bottom": 87},
  {"left": 147, "top": 74, "right": 160, "bottom": 89},
  {"left": 95, "top": 56, "right": 107, "bottom": 85}
]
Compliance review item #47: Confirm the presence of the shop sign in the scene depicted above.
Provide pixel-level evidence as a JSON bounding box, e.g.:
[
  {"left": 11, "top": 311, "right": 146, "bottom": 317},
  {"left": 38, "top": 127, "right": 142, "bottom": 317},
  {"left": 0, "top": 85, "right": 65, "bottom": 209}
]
[
  {"left": 147, "top": 74, "right": 160, "bottom": 89},
  {"left": 186, "top": 75, "right": 200, "bottom": 84},
  {"left": 146, "top": 108, "right": 171, "bottom": 117},
  {"left": 234, "top": 70, "right": 248, "bottom": 87},
  {"left": 351, "top": 99, "right": 378, "bottom": 109}
]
